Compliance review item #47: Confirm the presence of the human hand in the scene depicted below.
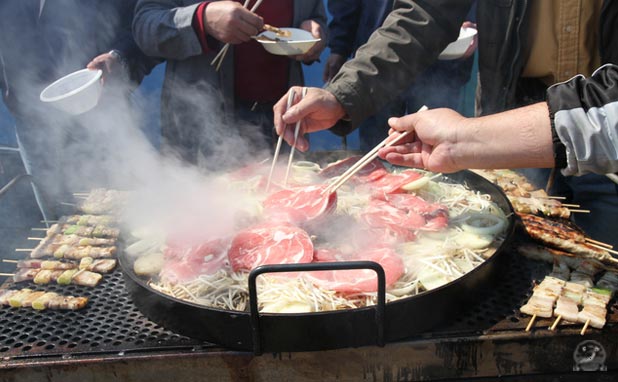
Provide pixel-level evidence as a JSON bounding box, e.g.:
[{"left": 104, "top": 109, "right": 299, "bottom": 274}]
[
  {"left": 86, "top": 52, "right": 122, "bottom": 82},
  {"left": 273, "top": 87, "right": 346, "bottom": 152},
  {"left": 292, "top": 19, "right": 326, "bottom": 63},
  {"left": 322, "top": 53, "right": 347, "bottom": 83},
  {"left": 378, "top": 108, "right": 468, "bottom": 173},
  {"left": 204, "top": 1, "right": 263, "bottom": 44},
  {"left": 460, "top": 21, "right": 477, "bottom": 59}
]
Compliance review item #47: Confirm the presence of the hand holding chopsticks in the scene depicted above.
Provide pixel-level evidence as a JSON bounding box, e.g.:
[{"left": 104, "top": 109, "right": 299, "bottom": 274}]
[
  {"left": 210, "top": 0, "right": 264, "bottom": 71},
  {"left": 323, "top": 105, "right": 428, "bottom": 195}
]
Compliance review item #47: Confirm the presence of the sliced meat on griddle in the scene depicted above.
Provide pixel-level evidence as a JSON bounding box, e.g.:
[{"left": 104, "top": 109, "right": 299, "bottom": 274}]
[
  {"left": 227, "top": 223, "right": 314, "bottom": 272},
  {"left": 305, "top": 247, "right": 404, "bottom": 294},
  {"left": 263, "top": 184, "right": 337, "bottom": 225}
]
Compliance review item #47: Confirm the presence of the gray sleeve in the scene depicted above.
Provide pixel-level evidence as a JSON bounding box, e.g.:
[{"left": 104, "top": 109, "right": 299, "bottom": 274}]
[
  {"left": 548, "top": 64, "right": 618, "bottom": 176},
  {"left": 324, "top": 0, "right": 473, "bottom": 128},
  {"left": 133, "top": 0, "right": 203, "bottom": 60}
]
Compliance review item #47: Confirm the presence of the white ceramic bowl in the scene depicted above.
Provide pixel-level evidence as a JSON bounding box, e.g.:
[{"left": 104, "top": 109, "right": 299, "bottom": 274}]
[
  {"left": 438, "top": 27, "right": 477, "bottom": 60},
  {"left": 40, "top": 68, "right": 103, "bottom": 115},
  {"left": 255, "top": 28, "right": 321, "bottom": 56}
]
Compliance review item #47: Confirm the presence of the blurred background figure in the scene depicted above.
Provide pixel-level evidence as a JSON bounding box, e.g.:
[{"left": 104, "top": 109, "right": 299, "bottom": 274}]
[
  {"left": 0, "top": 0, "right": 155, "bottom": 219},
  {"left": 133, "top": 0, "right": 327, "bottom": 168},
  {"left": 323, "top": 0, "right": 476, "bottom": 151}
]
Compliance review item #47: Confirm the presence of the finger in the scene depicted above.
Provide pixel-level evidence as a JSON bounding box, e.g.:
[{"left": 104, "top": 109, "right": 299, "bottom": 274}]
[
  {"left": 274, "top": 87, "right": 303, "bottom": 135},
  {"left": 382, "top": 152, "right": 424, "bottom": 169}
]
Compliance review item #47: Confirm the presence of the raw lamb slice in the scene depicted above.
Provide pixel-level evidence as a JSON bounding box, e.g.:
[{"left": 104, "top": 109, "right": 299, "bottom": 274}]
[
  {"left": 318, "top": 156, "right": 387, "bottom": 183},
  {"left": 359, "top": 200, "right": 419, "bottom": 241},
  {"left": 306, "top": 247, "right": 404, "bottom": 294},
  {"left": 363, "top": 170, "right": 423, "bottom": 196},
  {"left": 228, "top": 223, "right": 314, "bottom": 272},
  {"left": 160, "top": 238, "right": 228, "bottom": 283},
  {"left": 263, "top": 184, "right": 337, "bottom": 225},
  {"left": 381, "top": 194, "right": 449, "bottom": 231}
]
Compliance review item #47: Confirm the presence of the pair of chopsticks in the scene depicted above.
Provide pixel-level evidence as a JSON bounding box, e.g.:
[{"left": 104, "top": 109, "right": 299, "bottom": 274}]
[
  {"left": 266, "top": 87, "right": 308, "bottom": 191},
  {"left": 323, "top": 105, "right": 429, "bottom": 195}
]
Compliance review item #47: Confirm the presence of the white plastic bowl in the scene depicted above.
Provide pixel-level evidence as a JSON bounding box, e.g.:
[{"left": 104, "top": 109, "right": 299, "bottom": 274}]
[
  {"left": 40, "top": 68, "right": 103, "bottom": 115},
  {"left": 438, "top": 27, "right": 477, "bottom": 60},
  {"left": 254, "top": 28, "right": 321, "bottom": 56}
]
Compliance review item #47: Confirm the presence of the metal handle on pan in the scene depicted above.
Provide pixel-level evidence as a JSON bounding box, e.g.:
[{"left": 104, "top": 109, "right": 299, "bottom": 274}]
[{"left": 248, "top": 260, "right": 386, "bottom": 355}]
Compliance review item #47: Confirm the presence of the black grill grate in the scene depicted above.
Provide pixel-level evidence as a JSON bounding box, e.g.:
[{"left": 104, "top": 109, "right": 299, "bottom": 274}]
[{"left": 0, "top": 240, "right": 615, "bottom": 362}]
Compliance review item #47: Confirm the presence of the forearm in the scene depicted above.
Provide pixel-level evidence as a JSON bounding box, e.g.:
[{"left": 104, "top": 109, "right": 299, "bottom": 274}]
[
  {"left": 456, "top": 102, "right": 554, "bottom": 170},
  {"left": 325, "top": 0, "right": 472, "bottom": 128}
]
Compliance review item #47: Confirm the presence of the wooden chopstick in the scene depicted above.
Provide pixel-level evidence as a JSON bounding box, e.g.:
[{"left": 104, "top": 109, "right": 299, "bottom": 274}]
[
  {"left": 283, "top": 87, "right": 307, "bottom": 186},
  {"left": 211, "top": 0, "right": 264, "bottom": 70},
  {"left": 325, "top": 105, "right": 428, "bottom": 194},
  {"left": 266, "top": 89, "right": 296, "bottom": 192}
]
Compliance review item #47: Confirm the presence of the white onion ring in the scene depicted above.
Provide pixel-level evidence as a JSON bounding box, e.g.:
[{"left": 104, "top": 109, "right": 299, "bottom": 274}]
[{"left": 461, "top": 213, "right": 506, "bottom": 236}]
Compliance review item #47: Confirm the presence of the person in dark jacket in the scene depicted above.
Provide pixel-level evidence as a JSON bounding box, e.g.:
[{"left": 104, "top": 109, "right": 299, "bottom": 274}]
[{"left": 0, "top": 0, "right": 156, "bottom": 218}]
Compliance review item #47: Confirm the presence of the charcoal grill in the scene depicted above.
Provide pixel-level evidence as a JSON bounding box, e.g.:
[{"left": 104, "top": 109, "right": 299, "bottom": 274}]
[
  {"left": 0, "top": 156, "right": 617, "bottom": 380},
  {"left": 2, "top": 237, "right": 618, "bottom": 380}
]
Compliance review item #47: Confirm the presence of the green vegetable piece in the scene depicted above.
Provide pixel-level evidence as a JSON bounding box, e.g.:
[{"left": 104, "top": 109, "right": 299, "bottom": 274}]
[{"left": 57, "top": 269, "right": 78, "bottom": 285}]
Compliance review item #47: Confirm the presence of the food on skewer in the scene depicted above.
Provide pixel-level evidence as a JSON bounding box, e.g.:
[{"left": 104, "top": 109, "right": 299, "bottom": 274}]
[
  {"left": 508, "top": 195, "right": 571, "bottom": 218},
  {"left": 578, "top": 288, "right": 612, "bottom": 333},
  {"left": 77, "top": 188, "right": 130, "bottom": 215},
  {"left": 30, "top": 233, "right": 116, "bottom": 259},
  {"left": 516, "top": 243, "right": 618, "bottom": 272},
  {"left": 518, "top": 213, "right": 617, "bottom": 265},
  {"left": 46, "top": 223, "right": 120, "bottom": 239},
  {"left": 11, "top": 267, "right": 103, "bottom": 287},
  {"left": 471, "top": 169, "right": 545, "bottom": 198},
  {"left": 30, "top": 241, "right": 117, "bottom": 260},
  {"left": 550, "top": 282, "right": 586, "bottom": 330},
  {"left": 520, "top": 276, "right": 565, "bottom": 331},
  {"left": 12, "top": 258, "right": 117, "bottom": 274},
  {"left": 0, "top": 289, "right": 88, "bottom": 310},
  {"left": 569, "top": 261, "right": 603, "bottom": 288},
  {"left": 59, "top": 214, "right": 116, "bottom": 227}
]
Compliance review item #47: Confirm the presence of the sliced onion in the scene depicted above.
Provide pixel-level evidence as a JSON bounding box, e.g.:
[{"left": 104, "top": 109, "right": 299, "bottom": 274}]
[
  {"left": 401, "top": 176, "right": 430, "bottom": 191},
  {"left": 452, "top": 231, "right": 494, "bottom": 249},
  {"left": 461, "top": 213, "right": 506, "bottom": 236},
  {"left": 292, "top": 161, "right": 321, "bottom": 172}
]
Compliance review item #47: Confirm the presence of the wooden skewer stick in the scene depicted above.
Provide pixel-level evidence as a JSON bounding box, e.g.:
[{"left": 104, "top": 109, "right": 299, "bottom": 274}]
[
  {"left": 27, "top": 237, "right": 43, "bottom": 241},
  {"left": 41, "top": 220, "right": 58, "bottom": 224},
  {"left": 561, "top": 203, "right": 580, "bottom": 208},
  {"left": 525, "top": 314, "right": 537, "bottom": 332},
  {"left": 0, "top": 273, "right": 15, "bottom": 277},
  {"left": 2, "top": 259, "right": 18, "bottom": 263},
  {"left": 283, "top": 87, "right": 308, "bottom": 186},
  {"left": 585, "top": 238, "right": 613, "bottom": 249},
  {"left": 568, "top": 209, "right": 590, "bottom": 214},
  {"left": 588, "top": 243, "right": 618, "bottom": 255},
  {"left": 15, "top": 249, "right": 33, "bottom": 252},
  {"left": 325, "top": 106, "right": 428, "bottom": 194},
  {"left": 60, "top": 202, "right": 76, "bottom": 207},
  {"left": 266, "top": 89, "right": 296, "bottom": 192},
  {"left": 546, "top": 196, "right": 567, "bottom": 200},
  {"left": 31, "top": 228, "right": 48, "bottom": 231},
  {"left": 549, "top": 315, "right": 561, "bottom": 331},
  {"left": 580, "top": 319, "right": 590, "bottom": 336}
]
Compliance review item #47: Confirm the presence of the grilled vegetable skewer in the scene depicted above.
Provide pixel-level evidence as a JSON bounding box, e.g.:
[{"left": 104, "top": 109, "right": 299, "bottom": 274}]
[
  {"left": 4, "top": 258, "right": 116, "bottom": 273},
  {"left": 11, "top": 267, "right": 103, "bottom": 287},
  {"left": 0, "top": 288, "right": 88, "bottom": 310}
]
